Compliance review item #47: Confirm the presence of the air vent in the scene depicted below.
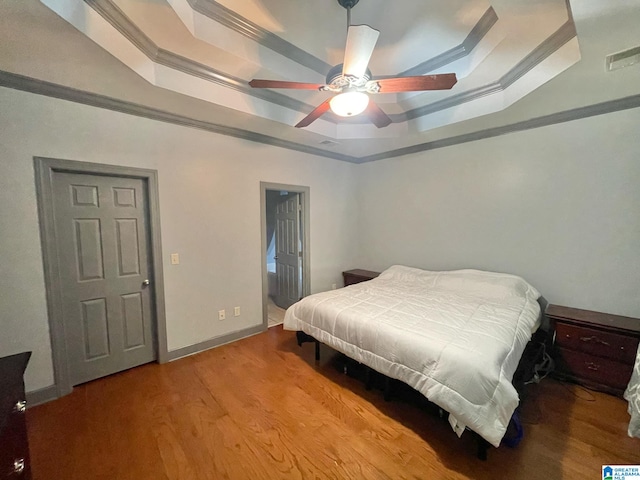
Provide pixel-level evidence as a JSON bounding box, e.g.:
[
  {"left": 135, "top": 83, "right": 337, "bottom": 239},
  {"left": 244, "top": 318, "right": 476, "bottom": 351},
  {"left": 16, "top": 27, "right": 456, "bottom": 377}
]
[
  {"left": 606, "top": 46, "right": 640, "bottom": 72},
  {"left": 319, "top": 140, "right": 340, "bottom": 147}
]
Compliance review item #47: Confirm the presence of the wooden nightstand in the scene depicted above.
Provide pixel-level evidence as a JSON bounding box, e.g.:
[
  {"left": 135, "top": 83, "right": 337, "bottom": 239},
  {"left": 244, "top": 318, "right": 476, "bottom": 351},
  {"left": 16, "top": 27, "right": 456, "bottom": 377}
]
[
  {"left": 342, "top": 269, "right": 380, "bottom": 287},
  {"left": 547, "top": 304, "right": 640, "bottom": 397},
  {"left": 0, "top": 352, "right": 32, "bottom": 479}
]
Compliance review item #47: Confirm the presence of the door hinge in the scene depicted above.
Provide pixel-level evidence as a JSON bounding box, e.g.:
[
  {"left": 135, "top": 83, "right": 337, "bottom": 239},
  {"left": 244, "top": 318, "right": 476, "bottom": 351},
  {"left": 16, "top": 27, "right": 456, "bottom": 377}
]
[
  {"left": 298, "top": 251, "right": 303, "bottom": 257},
  {"left": 298, "top": 204, "right": 302, "bottom": 211}
]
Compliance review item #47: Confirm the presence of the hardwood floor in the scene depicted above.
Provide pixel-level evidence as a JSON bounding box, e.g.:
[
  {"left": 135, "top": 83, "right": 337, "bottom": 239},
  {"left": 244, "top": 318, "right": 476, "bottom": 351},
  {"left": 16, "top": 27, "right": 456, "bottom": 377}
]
[{"left": 27, "top": 326, "right": 640, "bottom": 479}]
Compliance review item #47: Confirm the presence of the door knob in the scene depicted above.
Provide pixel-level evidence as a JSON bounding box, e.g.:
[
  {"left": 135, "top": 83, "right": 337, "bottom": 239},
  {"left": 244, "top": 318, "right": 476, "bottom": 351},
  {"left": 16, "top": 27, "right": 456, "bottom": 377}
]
[
  {"left": 274, "top": 256, "right": 278, "bottom": 260},
  {"left": 142, "top": 279, "right": 150, "bottom": 286}
]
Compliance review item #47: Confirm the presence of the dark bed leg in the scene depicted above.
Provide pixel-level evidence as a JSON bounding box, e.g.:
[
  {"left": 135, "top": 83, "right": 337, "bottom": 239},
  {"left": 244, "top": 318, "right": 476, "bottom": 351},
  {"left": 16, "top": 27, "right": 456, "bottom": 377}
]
[
  {"left": 295, "top": 331, "right": 320, "bottom": 362},
  {"left": 383, "top": 377, "right": 393, "bottom": 401},
  {"left": 295, "top": 331, "right": 306, "bottom": 347},
  {"left": 364, "top": 367, "right": 373, "bottom": 390},
  {"left": 475, "top": 433, "right": 490, "bottom": 461}
]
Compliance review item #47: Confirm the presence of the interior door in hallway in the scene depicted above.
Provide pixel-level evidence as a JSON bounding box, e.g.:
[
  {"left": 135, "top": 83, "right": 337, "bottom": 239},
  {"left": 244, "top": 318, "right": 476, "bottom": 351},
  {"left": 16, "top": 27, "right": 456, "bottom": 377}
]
[
  {"left": 274, "top": 193, "right": 301, "bottom": 309},
  {"left": 52, "top": 172, "right": 156, "bottom": 386}
]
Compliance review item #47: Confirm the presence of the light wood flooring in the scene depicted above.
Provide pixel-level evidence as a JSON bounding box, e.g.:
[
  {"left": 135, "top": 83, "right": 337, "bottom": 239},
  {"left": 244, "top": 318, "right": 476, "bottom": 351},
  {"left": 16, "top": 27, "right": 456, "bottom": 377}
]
[{"left": 27, "top": 326, "right": 640, "bottom": 479}]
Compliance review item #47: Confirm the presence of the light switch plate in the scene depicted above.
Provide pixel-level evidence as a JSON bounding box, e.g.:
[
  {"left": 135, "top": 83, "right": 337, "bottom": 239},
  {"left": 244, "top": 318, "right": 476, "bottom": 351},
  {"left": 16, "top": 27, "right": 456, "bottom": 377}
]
[
  {"left": 234, "top": 306, "right": 241, "bottom": 317},
  {"left": 170, "top": 253, "right": 180, "bottom": 265}
]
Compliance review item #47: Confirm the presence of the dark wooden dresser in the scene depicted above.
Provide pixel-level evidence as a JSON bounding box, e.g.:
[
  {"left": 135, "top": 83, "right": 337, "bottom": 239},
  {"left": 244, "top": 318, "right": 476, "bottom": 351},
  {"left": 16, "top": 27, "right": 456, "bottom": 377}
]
[
  {"left": 548, "top": 305, "right": 640, "bottom": 396},
  {"left": 342, "top": 269, "right": 380, "bottom": 287},
  {"left": 0, "top": 352, "right": 32, "bottom": 479}
]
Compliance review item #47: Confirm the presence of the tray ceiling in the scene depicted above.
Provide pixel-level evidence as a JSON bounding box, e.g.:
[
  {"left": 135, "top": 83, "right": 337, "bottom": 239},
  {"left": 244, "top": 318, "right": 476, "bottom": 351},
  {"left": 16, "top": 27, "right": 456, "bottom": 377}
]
[{"left": 40, "top": 0, "right": 580, "bottom": 143}]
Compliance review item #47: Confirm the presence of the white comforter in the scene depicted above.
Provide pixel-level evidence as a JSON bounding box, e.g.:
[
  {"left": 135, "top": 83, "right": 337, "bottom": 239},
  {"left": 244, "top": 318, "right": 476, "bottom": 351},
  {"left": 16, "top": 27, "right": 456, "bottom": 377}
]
[
  {"left": 284, "top": 265, "right": 541, "bottom": 447},
  {"left": 624, "top": 343, "right": 640, "bottom": 438}
]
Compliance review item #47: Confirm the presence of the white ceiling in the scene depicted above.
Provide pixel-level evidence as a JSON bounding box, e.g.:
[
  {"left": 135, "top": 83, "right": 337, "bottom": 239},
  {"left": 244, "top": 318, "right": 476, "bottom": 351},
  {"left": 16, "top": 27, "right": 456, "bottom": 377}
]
[{"left": 1, "top": 0, "right": 639, "bottom": 160}]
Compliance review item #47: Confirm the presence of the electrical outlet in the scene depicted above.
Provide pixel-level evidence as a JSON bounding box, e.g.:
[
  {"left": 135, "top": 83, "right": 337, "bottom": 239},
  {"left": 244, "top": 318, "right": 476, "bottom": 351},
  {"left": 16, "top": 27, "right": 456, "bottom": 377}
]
[
  {"left": 234, "top": 306, "right": 241, "bottom": 317},
  {"left": 331, "top": 283, "right": 337, "bottom": 290},
  {"left": 170, "top": 253, "right": 180, "bottom": 265},
  {"left": 218, "top": 309, "right": 225, "bottom": 321}
]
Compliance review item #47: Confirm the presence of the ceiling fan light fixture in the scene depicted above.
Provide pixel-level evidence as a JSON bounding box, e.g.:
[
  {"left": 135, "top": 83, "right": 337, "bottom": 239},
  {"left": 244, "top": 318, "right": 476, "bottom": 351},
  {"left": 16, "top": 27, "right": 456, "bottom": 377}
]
[{"left": 329, "top": 90, "right": 369, "bottom": 117}]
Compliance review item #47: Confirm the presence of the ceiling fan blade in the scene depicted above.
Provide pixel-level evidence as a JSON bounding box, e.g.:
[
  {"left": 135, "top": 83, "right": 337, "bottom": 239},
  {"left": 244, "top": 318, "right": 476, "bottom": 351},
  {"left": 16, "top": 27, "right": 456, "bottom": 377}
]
[
  {"left": 249, "top": 79, "right": 325, "bottom": 90},
  {"left": 342, "top": 25, "right": 380, "bottom": 78},
  {"left": 295, "top": 99, "right": 332, "bottom": 128},
  {"left": 365, "top": 101, "right": 392, "bottom": 128},
  {"left": 371, "top": 73, "right": 457, "bottom": 93}
]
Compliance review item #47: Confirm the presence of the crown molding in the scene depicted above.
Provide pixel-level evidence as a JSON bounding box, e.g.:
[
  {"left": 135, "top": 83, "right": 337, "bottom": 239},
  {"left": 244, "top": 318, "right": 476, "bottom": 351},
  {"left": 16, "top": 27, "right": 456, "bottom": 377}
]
[
  {"left": 399, "top": 7, "right": 498, "bottom": 77},
  {"left": 187, "top": 0, "right": 332, "bottom": 76},
  {"left": 187, "top": 1, "right": 498, "bottom": 80},
  {"left": 501, "top": 18, "right": 576, "bottom": 89},
  {"left": 0, "top": 70, "right": 358, "bottom": 163},
  {"left": 389, "top": 19, "right": 578, "bottom": 123},
  {"left": 83, "top": 0, "right": 576, "bottom": 128},
  {"left": 3, "top": 69, "right": 639, "bottom": 166},
  {"left": 86, "top": 0, "right": 508, "bottom": 124},
  {"left": 356, "top": 94, "right": 640, "bottom": 163},
  {"left": 85, "top": 0, "right": 318, "bottom": 115}
]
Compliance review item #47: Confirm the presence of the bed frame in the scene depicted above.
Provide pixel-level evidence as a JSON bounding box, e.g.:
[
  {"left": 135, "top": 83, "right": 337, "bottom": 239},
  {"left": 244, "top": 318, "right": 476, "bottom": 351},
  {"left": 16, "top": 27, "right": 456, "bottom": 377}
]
[{"left": 295, "top": 329, "right": 548, "bottom": 460}]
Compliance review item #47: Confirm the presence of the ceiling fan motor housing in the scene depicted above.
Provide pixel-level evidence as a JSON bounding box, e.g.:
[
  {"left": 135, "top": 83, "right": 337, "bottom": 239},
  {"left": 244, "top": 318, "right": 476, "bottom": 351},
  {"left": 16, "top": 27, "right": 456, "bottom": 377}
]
[{"left": 326, "top": 64, "right": 371, "bottom": 88}]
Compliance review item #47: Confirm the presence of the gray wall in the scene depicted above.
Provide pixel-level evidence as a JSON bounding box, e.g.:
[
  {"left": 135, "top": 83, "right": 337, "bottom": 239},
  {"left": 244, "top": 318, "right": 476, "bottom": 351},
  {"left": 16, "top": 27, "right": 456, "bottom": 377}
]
[
  {"left": 2, "top": 84, "right": 640, "bottom": 395},
  {"left": 0, "top": 87, "right": 359, "bottom": 392},
  {"left": 355, "top": 107, "right": 640, "bottom": 318}
]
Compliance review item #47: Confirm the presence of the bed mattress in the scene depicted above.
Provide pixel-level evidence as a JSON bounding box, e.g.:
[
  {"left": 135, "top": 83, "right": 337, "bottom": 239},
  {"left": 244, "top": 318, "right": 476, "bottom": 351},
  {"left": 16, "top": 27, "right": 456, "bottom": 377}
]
[
  {"left": 624, "top": 343, "right": 640, "bottom": 438},
  {"left": 283, "top": 265, "right": 541, "bottom": 447}
]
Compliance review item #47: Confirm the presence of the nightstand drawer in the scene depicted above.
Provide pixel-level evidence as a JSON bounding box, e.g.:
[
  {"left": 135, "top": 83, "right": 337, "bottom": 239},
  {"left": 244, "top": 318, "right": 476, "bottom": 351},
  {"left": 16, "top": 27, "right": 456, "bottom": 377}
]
[
  {"left": 0, "top": 411, "right": 31, "bottom": 479},
  {"left": 0, "top": 353, "right": 32, "bottom": 480},
  {"left": 555, "top": 347, "right": 634, "bottom": 391},
  {"left": 555, "top": 322, "right": 638, "bottom": 363}
]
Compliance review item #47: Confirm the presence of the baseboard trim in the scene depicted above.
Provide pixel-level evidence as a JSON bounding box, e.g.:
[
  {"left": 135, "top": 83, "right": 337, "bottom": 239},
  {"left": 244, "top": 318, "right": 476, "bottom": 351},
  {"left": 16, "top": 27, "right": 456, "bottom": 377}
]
[
  {"left": 167, "top": 324, "right": 266, "bottom": 362},
  {"left": 26, "top": 384, "right": 59, "bottom": 408}
]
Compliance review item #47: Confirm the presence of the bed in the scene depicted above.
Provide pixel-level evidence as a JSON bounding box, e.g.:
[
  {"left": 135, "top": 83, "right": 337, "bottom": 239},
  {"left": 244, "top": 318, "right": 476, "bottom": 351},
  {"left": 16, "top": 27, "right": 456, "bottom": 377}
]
[
  {"left": 625, "top": 343, "right": 640, "bottom": 438},
  {"left": 283, "top": 265, "right": 542, "bottom": 449}
]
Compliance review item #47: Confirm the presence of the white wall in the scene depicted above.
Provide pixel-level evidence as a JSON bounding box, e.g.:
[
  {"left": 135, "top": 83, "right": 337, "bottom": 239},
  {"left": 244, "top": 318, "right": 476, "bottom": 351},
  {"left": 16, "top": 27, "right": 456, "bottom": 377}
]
[
  {"left": 355, "top": 108, "right": 640, "bottom": 318},
  {"left": 0, "top": 87, "right": 359, "bottom": 392}
]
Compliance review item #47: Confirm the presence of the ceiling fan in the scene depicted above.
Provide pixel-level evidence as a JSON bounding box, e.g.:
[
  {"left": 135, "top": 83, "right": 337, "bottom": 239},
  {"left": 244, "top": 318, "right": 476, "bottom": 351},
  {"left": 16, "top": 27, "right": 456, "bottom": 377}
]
[{"left": 248, "top": 0, "right": 457, "bottom": 129}]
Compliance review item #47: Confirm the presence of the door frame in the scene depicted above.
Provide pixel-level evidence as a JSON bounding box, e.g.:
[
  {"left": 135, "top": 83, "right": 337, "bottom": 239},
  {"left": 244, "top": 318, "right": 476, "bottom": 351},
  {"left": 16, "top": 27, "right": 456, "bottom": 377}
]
[
  {"left": 34, "top": 157, "right": 169, "bottom": 398},
  {"left": 260, "top": 182, "right": 310, "bottom": 328}
]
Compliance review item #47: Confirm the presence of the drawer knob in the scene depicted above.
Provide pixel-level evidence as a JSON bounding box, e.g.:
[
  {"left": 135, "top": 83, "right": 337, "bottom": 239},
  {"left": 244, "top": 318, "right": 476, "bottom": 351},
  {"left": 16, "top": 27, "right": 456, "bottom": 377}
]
[
  {"left": 15, "top": 400, "right": 27, "bottom": 413},
  {"left": 13, "top": 458, "right": 25, "bottom": 474},
  {"left": 585, "top": 361, "right": 600, "bottom": 371},
  {"left": 580, "top": 335, "right": 610, "bottom": 346}
]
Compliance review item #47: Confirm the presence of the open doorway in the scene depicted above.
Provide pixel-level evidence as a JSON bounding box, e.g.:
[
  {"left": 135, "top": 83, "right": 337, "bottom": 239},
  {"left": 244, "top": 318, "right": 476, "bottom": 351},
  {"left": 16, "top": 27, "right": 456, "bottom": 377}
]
[{"left": 260, "top": 182, "right": 310, "bottom": 328}]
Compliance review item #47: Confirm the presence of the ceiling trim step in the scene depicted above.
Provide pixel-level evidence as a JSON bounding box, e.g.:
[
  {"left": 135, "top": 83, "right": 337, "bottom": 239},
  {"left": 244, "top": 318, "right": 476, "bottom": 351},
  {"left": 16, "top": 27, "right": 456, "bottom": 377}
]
[
  {"left": 187, "top": 0, "right": 333, "bottom": 76},
  {"left": 82, "top": 0, "right": 577, "bottom": 130},
  {"left": 0, "top": 70, "right": 358, "bottom": 163},
  {"left": 398, "top": 6, "right": 498, "bottom": 77},
  {"left": 357, "top": 94, "right": 640, "bottom": 163},
  {"left": 84, "top": 0, "right": 319, "bottom": 115},
  {"left": 2, "top": 69, "right": 639, "bottom": 164}
]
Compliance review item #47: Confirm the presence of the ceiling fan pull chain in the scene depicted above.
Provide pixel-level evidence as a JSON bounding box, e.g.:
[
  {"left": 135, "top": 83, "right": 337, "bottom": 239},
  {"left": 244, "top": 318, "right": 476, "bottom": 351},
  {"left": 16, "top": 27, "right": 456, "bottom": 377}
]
[{"left": 347, "top": 7, "right": 351, "bottom": 31}]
